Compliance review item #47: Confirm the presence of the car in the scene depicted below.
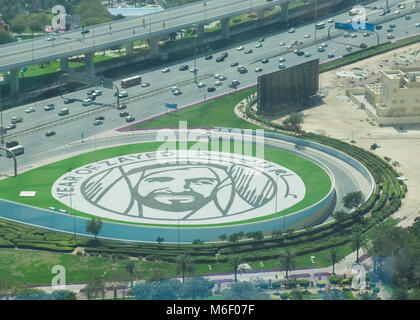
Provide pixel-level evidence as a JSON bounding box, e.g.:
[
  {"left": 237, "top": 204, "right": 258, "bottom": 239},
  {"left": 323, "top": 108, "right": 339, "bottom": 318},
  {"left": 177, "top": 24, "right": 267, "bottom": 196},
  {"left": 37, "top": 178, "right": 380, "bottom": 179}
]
[
  {"left": 221, "top": 52, "right": 228, "bottom": 58},
  {"left": 296, "top": 51, "right": 304, "bottom": 56},
  {"left": 304, "top": 52, "right": 312, "bottom": 57},
  {"left": 46, "top": 36, "right": 55, "bottom": 41},
  {"left": 6, "top": 141, "right": 19, "bottom": 148},
  {"left": 126, "top": 116, "right": 135, "bottom": 122},
  {"left": 317, "top": 46, "right": 325, "bottom": 52},
  {"left": 287, "top": 44, "right": 292, "bottom": 49},
  {"left": 394, "top": 10, "right": 400, "bottom": 14},
  {"left": 141, "top": 82, "right": 150, "bottom": 87},
  {"left": 6, "top": 124, "right": 16, "bottom": 130},
  {"left": 82, "top": 98, "right": 93, "bottom": 106},
  {"left": 417, "top": 23, "right": 420, "bottom": 28},
  {"left": 89, "top": 94, "right": 96, "bottom": 101},
  {"left": 379, "top": 11, "right": 386, "bottom": 16},
  {"left": 45, "top": 130, "right": 56, "bottom": 137},
  {"left": 216, "top": 56, "right": 225, "bottom": 62},
  {"left": 213, "top": 73, "right": 221, "bottom": 80},
  {"left": 190, "top": 67, "right": 198, "bottom": 73},
  {"left": 87, "top": 89, "right": 95, "bottom": 95},
  {"left": 351, "top": 33, "right": 358, "bottom": 38},
  {"left": 162, "top": 67, "right": 170, "bottom": 73},
  {"left": 119, "top": 91, "right": 128, "bottom": 98},
  {"left": 328, "top": 53, "right": 335, "bottom": 58},
  {"left": 205, "top": 54, "right": 213, "bottom": 60},
  {"left": 215, "top": 80, "right": 223, "bottom": 86},
  {"left": 173, "top": 89, "right": 182, "bottom": 95},
  {"left": 117, "top": 105, "right": 127, "bottom": 110},
  {"left": 81, "top": 29, "right": 90, "bottom": 34},
  {"left": 321, "top": 43, "right": 328, "bottom": 48},
  {"left": 344, "top": 32, "right": 351, "bottom": 38},
  {"left": 360, "top": 43, "right": 368, "bottom": 49},
  {"left": 255, "top": 43, "right": 263, "bottom": 48},
  {"left": 237, "top": 46, "right": 245, "bottom": 51},
  {"left": 230, "top": 62, "right": 239, "bottom": 67},
  {"left": 237, "top": 66, "right": 247, "bottom": 74},
  {"left": 179, "top": 64, "right": 188, "bottom": 71},
  {"left": 218, "top": 75, "right": 227, "bottom": 80},
  {"left": 327, "top": 18, "right": 335, "bottom": 23},
  {"left": 278, "top": 63, "right": 286, "bottom": 69},
  {"left": 95, "top": 116, "right": 105, "bottom": 121},
  {"left": 197, "top": 82, "right": 207, "bottom": 88},
  {"left": 304, "top": 34, "right": 311, "bottom": 38},
  {"left": 92, "top": 89, "right": 102, "bottom": 97},
  {"left": 279, "top": 41, "right": 286, "bottom": 46},
  {"left": 262, "top": 58, "right": 269, "bottom": 64},
  {"left": 171, "top": 86, "right": 180, "bottom": 93},
  {"left": 255, "top": 67, "right": 263, "bottom": 72},
  {"left": 288, "top": 28, "right": 296, "bottom": 33},
  {"left": 387, "top": 33, "right": 395, "bottom": 39},
  {"left": 25, "top": 107, "right": 36, "bottom": 113},
  {"left": 11, "top": 117, "right": 23, "bottom": 124},
  {"left": 398, "top": 4, "right": 405, "bottom": 9},
  {"left": 346, "top": 45, "right": 353, "bottom": 51},
  {"left": 389, "top": 23, "right": 396, "bottom": 28},
  {"left": 387, "top": 27, "right": 394, "bottom": 32},
  {"left": 231, "top": 80, "right": 240, "bottom": 86},
  {"left": 63, "top": 98, "right": 75, "bottom": 104},
  {"left": 278, "top": 57, "right": 286, "bottom": 63},
  {"left": 58, "top": 108, "right": 69, "bottom": 116},
  {"left": 93, "top": 119, "right": 103, "bottom": 126},
  {"left": 375, "top": 25, "right": 382, "bottom": 30},
  {"left": 207, "top": 87, "right": 216, "bottom": 92},
  {"left": 119, "top": 111, "right": 129, "bottom": 117},
  {"left": 384, "top": 7, "right": 391, "bottom": 14},
  {"left": 44, "top": 104, "right": 55, "bottom": 111},
  {"left": 244, "top": 49, "right": 253, "bottom": 54},
  {"left": 363, "top": 32, "right": 370, "bottom": 37},
  {"left": 258, "top": 37, "right": 265, "bottom": 42}
]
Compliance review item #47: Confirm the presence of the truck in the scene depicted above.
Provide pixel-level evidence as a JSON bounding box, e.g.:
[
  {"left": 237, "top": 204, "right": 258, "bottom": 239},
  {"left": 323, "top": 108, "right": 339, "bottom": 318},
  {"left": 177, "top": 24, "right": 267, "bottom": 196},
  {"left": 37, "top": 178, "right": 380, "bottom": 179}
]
[
  {"left": 121, "top": 75, "right": 142, "bottom": 88},
  {"left": 7, "top": 145, "right": 24, "bottom": 157}
]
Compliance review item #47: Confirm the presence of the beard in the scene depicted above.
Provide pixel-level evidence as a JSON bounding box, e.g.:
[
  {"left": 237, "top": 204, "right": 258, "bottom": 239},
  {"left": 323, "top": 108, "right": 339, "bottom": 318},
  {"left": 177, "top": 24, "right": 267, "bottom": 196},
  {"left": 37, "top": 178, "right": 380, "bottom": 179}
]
[{"left": 136, "top": 190, "right": 213, "bottom": 213}]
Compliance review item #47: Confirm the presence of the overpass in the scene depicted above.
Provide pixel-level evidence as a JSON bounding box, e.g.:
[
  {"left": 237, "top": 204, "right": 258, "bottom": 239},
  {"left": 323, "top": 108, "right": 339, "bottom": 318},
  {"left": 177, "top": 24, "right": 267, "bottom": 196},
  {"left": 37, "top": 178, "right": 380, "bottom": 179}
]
[{"left": 0, "top": 0, "right": 296, "bottom": 95}]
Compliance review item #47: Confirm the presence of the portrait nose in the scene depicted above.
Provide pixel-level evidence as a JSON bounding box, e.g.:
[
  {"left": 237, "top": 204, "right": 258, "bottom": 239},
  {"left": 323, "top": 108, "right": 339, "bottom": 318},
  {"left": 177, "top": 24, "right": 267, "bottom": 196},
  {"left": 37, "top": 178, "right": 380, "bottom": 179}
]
[{"left": 166, "top": 180, "right": 190, "bottom": 193}]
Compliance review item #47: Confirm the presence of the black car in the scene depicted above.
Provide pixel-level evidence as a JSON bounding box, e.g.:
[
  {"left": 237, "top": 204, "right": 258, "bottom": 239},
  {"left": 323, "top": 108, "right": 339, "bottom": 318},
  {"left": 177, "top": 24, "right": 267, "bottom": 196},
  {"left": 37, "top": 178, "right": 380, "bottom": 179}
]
[
  {"left": 296, "top": 51, "right": 304, "bottom": 56},
  {"left": 119, "top": 111, "right": 129, "bottom": 117},
  {"left": 360, "top": 43, "right": 368, "bottom": 49},
  {"left": 244, "top": 49, "right": 253, "bottom": 54},
  {"left": 45, "top": 131, "right": 56, "bottom": 137},
  {"left": 205, "top": 54, "right": 213, "bottom": 60},
  {"left": 87, "top": 89, "right": 95, "bottom": 95},
  {"left": 179, "top": 64, "right": 189, "bottom": 71},
  {"left": 207, "top": 87, "right": 216, "bottom": 92},
  {"left": 117, "top": 105, "right": 127, "bottom": 110},
  {"left": 64, "top": 98, "right": 75, "bottom": 104},
  {"left": 216, "top": 56, "right": 225, "bottom": 62},
  {"left": 258, "top": 37, "right": 265, "bottom": 42},
  {"left": 222, "top": 52, "right": 228, "bottom": 58},
  {"left": 81, "top": 29, "right": 90, "bottom": 34},
  {"left": 262, "top": 58, "right": 269, "bottom": 64},
  {"left": 6, "top": 141, "right": 18, "bottom": 148},
  {"left": 231, "top": 62, "right": 239, "bottom": 67},
  {"left": 375, "top": 25, "right": 382, "bottom": 30},
  {"left": 95, "top": 116, "right": 105, "bottom": 121}
]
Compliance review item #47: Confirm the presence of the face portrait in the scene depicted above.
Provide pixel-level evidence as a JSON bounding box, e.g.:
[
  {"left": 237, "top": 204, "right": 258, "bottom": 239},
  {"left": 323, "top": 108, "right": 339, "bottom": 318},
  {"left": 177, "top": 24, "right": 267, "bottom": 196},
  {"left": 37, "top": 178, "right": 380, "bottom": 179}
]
[{"left": 136, "top": 167, "right": 220, "bottom": 212}]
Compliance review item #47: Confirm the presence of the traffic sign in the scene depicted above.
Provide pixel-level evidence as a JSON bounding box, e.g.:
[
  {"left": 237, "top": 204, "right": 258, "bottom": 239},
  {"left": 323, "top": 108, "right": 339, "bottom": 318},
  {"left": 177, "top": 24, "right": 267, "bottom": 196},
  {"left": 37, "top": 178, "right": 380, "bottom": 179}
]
[{"left": 335, "top": 22, "right": 374, "bottom": 32}]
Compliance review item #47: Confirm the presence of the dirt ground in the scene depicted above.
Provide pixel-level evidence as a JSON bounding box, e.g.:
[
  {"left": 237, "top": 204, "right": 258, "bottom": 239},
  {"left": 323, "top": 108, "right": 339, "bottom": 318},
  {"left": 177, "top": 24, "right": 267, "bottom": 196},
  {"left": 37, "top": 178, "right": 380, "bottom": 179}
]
[{"left": 240, "top": 42, "right": 420, "bottom": 225}]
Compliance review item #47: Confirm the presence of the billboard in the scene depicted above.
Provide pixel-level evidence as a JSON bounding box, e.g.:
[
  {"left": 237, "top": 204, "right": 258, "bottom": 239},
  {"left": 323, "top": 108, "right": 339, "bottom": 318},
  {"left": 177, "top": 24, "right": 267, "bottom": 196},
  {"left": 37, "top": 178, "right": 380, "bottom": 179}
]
[{"left": 257, "top": 59, "right": 319, "bottom": 115}]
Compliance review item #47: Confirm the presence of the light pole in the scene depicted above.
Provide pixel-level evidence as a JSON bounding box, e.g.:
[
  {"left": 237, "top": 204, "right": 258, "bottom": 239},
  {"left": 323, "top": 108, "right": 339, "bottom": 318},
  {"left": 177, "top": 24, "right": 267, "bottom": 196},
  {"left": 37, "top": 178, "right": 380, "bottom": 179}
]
[
  {"left": 192, "top": 24, "right": 198, "bottom": 83},
  {"left": 68, "top": 168, "right": 76, "bottom": 240},
  {"left": 314, "top": 0, "right": 318, "bottom": 42},
  {"left": 113, "top": 83, "right": 120, "bottom": 106},
  {"left": 204, "top": 2, "right": 207, "bottom": 25}
]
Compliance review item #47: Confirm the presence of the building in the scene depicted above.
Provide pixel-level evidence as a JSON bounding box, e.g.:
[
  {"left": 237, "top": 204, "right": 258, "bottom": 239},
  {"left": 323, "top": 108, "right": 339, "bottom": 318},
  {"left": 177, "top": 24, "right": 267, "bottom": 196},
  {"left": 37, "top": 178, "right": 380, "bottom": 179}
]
[{"left": 348, "top": 68, "right": 420, "bottom": 125}]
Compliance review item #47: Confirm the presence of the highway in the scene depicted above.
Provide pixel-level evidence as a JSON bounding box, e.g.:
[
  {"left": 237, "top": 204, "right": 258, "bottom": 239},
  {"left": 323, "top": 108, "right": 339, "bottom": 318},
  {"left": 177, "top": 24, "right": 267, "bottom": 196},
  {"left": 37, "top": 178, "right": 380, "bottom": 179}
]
[{"left": 1, "top": 0, "right": 419, "bottom": 176}]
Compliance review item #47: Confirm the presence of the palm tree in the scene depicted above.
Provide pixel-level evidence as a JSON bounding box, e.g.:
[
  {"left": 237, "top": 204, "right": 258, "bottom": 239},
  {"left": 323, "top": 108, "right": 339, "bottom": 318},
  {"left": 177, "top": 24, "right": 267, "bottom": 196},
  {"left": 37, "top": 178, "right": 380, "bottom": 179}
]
[
  {"left": 329, "top": 247, "right": 345, "bottom": 275},
  {"left": 228, "top": 255, "right": 242, "bottom": 282},
  {"left": 175, "top": 254, "right": 194, "bottom": 283},
  {"left": 350, "top": 232, "right": 365, "bottom": 264},
  {"left": 125, "top": 261, "right": 137, "bottom": 288},
  {"left": 278, "top": 248, "right": 297, "bottom": 279}
]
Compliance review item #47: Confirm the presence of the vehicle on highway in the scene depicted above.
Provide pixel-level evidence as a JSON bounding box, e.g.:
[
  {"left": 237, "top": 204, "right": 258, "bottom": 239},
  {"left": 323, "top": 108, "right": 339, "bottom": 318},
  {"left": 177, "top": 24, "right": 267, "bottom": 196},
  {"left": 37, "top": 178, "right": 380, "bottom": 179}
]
[
  {"left": 318, "top": 46, "right": 326, "bottom": 52},
  {"left": 304, "top": 33, "right": 311, "bottom": 38},
  {"left": 6, "top": 145, "right": 24, "bottom": 158},
  {"left": 173, "top": 89, "right": 182, "bottom": 95},
  {"left": 221, "top": 52, "right": 228, "bottom": 58},
  {"left": 205, "top": 54, "right": 213, "bottom": 60},
  {"left": 11, "top": 117, "right": 23, "bottom": 124},
  {"left": 328, "top": 53, "right": 335, "bottom": 58},
  {"left": 321, "top": 43, "right": 328, "bottom": 48},
  {"left": 344, "top": 32, "right": 350, "bottom": 38},
  {"left": 255, "top": 43, "right": 263, "bottom": 48},
  {"left": 237, "top": 46, "right": 244, "bottom": 51},
  {"left": 278, "top": 57, "right": 286, "bottom": 62},
  {"left": 375, "top": 25, "right": 382, "bottom": 30},
  {"left": 162, "top": 67, "right": 170, "bottom": 73},
  {"left": 82, "top": 98, "right": 93, "bottom": 106},
  {"left": 351, "top": 33, "right": 357, "bottom": 38},
  {"left": 190, "top": 67, "right": 198, "bottom": 73},
  {"left": 237, "top": 66, "right": 248, "bottom": 74},
  {"left": 141, "top": 82, "right": 150, "bottom": 87},
  {"left": 379, "top": 11, "right": 386, "bottom": 16},
  {"left": 92, "top": 89, "right": 102, "bottom": 97},
  {"left": 304, "top": 52, "right": 312, "bottom": 57},
  {"left": 119, "top": 91, "right": 128, "bottom": 98},
  {"left": 81, "top": 29, "right": 90, "bottom": 34},
  {"left": 58, "top": 108, "right": 69, "bottom": 116},
  {"left": 63, "top": 98, "right": 75, "bottom": 104},
  {"left": 255, "top": 67, "right": 263, "bottom": 72},
  {"left": 287, "top": 44, "right": 292, "bottom": 49},
  {"left": 117, "top": 105, "right": 127, "bottom": 110},
  {"left": 44, "top": 104, "right": 55, "bottom": 110},
  {"left": 327, "top": 18, "right": 335, "bottom": 23},
  {"left": 214, "top": 74, "right": 221, "bottom": 80},
  {"left": 384, "top": 7, "right": 391, "bottom": 14},
  {"left": 279, "top": 41, "right": 285, "bottom": 46},
  {"left": 346, "top": 46, "right": 353, "bottom": 51},
  {"left": 387, "top": 27, "right": 394, "bottom": 32},
  {"left": 46, "top": 36, "right": 55, "bottom": 41},
  {"left": 93, "top": 119, "right": 103, "bottom": 126},
  {"left": 95, "top": 116, "right": 105, "bottom": 121},
  {"left": 394, "top": 10, "right": 400, "bottom": 14},
  {"left": 218, "top": 75, "right": 227, "bottom": 80},
  {"left": 258, "top": 37, "right": 265, "bottom": 42},
  {"left": 278, "top": 63, "right": 286, "bottom": 69},
  {"left": 216, "top": 56, "right": 225, "bottom": 62},
  {"left": 5, "top": 141, "right": 19, "bottom": 148},
  {"left": 179, "top": 65, "right": 189, "bottom": 71},
  {"left": 417, "top": 23, "right": 420, "bottom": 28},
  {"left": 6, "top": 124, "right": 16, "bottom": 130},
  {"left": 197, "top": 82, "right": 207, "bottom": 88},
  {"left": 315, "top": 22, "right": 325, "bottom": 30},
  {"left": 288, "top": 28, "right": 296, "bottom": 33},
  {"left": 45, "top": 130, "right": 56, "bottom": 137},
  {"left": 363, "top": 32, "right": 370, "bottom": 37},
  {"left": 89, "top": 94, "right": 96, "bottom": 101},
  {"left": 87, "top": 89, "right": 95, "bottom": 95},
  {"left": 207, "top": 87, "right": 216, "bottom": 92},
  {"left": 25, "top": 107, "right": 36, "bottom": 113},
  {"left": 121, "top": 75, "right": 142, "bottom": 89},
  {"left": 387, "top": 33, "right": 395, "bottom": 39},
  {"left": 171, "top": 86, "right": 180, "bottom": 92},
  {"left": 244, "top": 49, "right": 253, "bottom": 54},
  {"left": 231, "top": 80, "right": 240, "bottom": 86},
  {"left": 215, "top": 80, "right": 223, "bottom": 86},
  {"left": 261, "top": 58, "right": 269, "bottom": 64},
  {"left": 349, "top": 8, "right": 359, "bottom": 16},
  {"left": 389, "top": 23, "right": 396, "bottom": 29},
  {"left": 119, "top": 111, "right": 129, "bottom": 117},
  {"left": 126, "top": 116, "right": 135, "bottom": 122},
  {"left": 230, "top": 62, "right": 239, "bottom": 67},
  {"left": 360, "top": 43, "right": 368, "bottom": 49},
  {"left": 296, "top": 50, "right": 304, "bottom": 56}
]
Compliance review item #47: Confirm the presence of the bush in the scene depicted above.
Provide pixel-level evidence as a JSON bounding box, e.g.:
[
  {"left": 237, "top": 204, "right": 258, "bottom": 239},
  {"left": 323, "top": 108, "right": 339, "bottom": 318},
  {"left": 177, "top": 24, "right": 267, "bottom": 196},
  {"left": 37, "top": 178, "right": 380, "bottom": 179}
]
[
  {"left": 373, "top": 287, "right": 380, "bottom": 293},
  {"left": 259, "top": 282, "right": 269, "bottom": 289},
  {"left": 272, "top": 281, "right": 281, "bottom": 289},
  {"left": 284, "top": 280, "right": 297, "bottom": 289},
  {"left": 329, "top": 276, "right": 340, "bottom": 285},
  {"left": 340, "top": 278, "right": 352, "bottom": 286},
  {"left": 316, "top": 280, "right": 326, "bottom": 288},
  {"left": 298, "top": 279, "right": 310, "bottom": 288},
  {"left": 280, "top": 293, "right": 288, "bottom": 300}
]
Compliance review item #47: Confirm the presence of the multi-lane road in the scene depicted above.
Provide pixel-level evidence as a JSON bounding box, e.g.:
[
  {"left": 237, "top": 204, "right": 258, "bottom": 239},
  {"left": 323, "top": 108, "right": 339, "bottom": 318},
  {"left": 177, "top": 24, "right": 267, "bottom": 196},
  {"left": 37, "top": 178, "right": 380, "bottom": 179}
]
[{"left": 1, "top": 0, "right": 419, "bottom": 175}]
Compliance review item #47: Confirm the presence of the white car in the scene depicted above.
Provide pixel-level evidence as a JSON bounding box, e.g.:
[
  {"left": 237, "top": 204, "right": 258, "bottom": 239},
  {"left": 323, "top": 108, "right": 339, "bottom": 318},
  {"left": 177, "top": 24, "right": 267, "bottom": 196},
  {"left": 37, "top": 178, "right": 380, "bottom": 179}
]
[
  {"left": 351, "top": 33, "right": 357, "bottom": 38},
  {"left": 236, "top": 46, "right": 244, "bottom": 51},
  {"left": 92, "top": 89, "right": 102, "bottom": 97},
  {"left": 25, "top": 107, "right": 36, "bottom": 113},
  {"left": 231, "top": 80, "right": 240, "bottom": 86},
  {"left": 190, "top": 67, "right": 198, "bottom": 73},
  {"left": 286, "top": 44, "right": 292, "bottom": 49},
  {"left": 405, "top": 15, "right": 412, "bottom": 20},
  {"left": 344, "top": 32, "right": 350, "bottom": 38},
  {"left": 162, "top": 67, "right": 170, "bottom": 73},
  {"left": 394, "top": 10, "right": 400, "bottom": 14},
  {"left": 416, "top": 23, "right": 420, "bottom": 28},
  {"left": 328, "top": 53, "right": 335, "bottom": 58},
  {"left": 218, "top": 75, "right": 227, "bottom": 80},
  {"left": 197, "top": 82, "right": 207, "bottom": 88},
  {"left": 288, "top": 28, "right": 296, "bottom": 33},
  {"left": 82, "top": 98, "right": 93, "bottom": 106},
  {"left": 46, "top": 36, "right": 55, "bottom": 41},
  {"left": 255, "top": 67, "right": 263, "bottom": 72},
  {"left": 304, "top": 34, "right": 311, "bottom": 38},
  {"left": 304, "top": 52, "right": 312, "bottom": 57},
  {"left": 278, "top": 57, "right": 286, "bottom": 62},
  {"left": 93, "top": 119, "right": 103, "bottom": 126},
  {"left": 328, "top": 18, "right": 335, "bottom": 23},
  {"left": 141, "top": 82, "right": 150, "bottom": 87},
  {"left": 255, "top": 43, "right": 263, "bottom": 48},
  {"left": 387, "top": 33, "right": 395, "bottom": 39},
  {"left": 118, "top": 91, "right": 128, "bottom": 98},
  {"left": 321, "top": 43, "right": 328, "bottom": 48},
  {"left": 278, "top": 63, "right": 286, "bottom": 69},
  {"left": 214, "top": 73, "right": 221, "bottom": 79},
  {"left": 215, "top": 80, "right": 223, "bottom": 86},
  {"left": 279, "top": 41, "right": 285, "bottom": 46}
]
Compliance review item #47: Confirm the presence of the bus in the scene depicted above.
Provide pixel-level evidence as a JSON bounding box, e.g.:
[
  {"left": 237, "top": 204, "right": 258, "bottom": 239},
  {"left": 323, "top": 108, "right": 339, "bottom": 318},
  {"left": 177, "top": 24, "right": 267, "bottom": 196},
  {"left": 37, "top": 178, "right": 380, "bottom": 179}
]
[
  {"left": 121, "top": 75, "right": 142, "bottom": 88},
  {"left": 349, "top": 8, "right": 359, "bottom": 16},
  {"left": 7, "top": 145, "right": 24, "bottom": 158},
  {"left": 315, "top": 22, "right": 325, "bottom": 29}
]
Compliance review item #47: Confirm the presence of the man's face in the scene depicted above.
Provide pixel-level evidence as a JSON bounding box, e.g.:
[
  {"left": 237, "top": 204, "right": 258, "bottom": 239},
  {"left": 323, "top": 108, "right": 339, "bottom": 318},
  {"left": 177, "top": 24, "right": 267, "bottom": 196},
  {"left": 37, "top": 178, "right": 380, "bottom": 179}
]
[{"left": 136, "top": 168, "right": 219, "bottom": 212}]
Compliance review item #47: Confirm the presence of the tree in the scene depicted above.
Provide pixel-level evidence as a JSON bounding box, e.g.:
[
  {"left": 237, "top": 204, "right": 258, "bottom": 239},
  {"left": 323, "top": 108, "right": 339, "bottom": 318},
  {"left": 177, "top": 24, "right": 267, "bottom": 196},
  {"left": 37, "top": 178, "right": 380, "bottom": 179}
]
[
  {"left": 156, "top": 236, "right": 164, "bottom": 244},
  {"left": 228, "top": 255, "right": 242, "bottom": 282},
  {"left": 125, "top": 261, "right": 138, "bottom": 288},
  {"left": 358, "top": 291, "right": 380, "bottom": 300},
  {"left": 282, "top": 113, "right": 304, "bottom": 135},
  {"left": 278, "top": 248, "right": 297, "bottom": 279},
  {"left": 10, "top": 14, "right": 26, "bottom": 33},
  {"left": 370, "top": 143, "right": 378, "bottom": 151},
  {"left": 84, "top": 275, "right": 106, "bottom": 300},
  {"left": 179, "top": 277, "right": 214, "bottom": 300},
  {"left": 221, "top": 281, "right": 269, "bottom": 300},
  {"left": 85, "top": 217, "right": 103, "bottom": 241},
  {"left": 133, "top": 280, "right": 181, "bottom": 300},
  {"left": 0, "top": 29, "right": 13, "bottom": 45},
  {"left": 219, "top": 234, "right": 227, "bottom": 241},
  {"left": 333, "top": 210, "right": 348, "bottom": 224},
  {"left": 328, "top": 247, "right": 344, "bottom": 275},
  {"left": 175, "top": 254, "right": 194, "bottom": 283},
  {"left": 27, "top": 17, "right": 42, "bottom": 32},
  {"left": 147, "top": 269, "right": 168, "bottom": 282},
  {"left": 342, "top": 191, "right": 365, "bottom": 216},
  {"left": 350, "top": 232, "right": 365, "bottom": 264}
]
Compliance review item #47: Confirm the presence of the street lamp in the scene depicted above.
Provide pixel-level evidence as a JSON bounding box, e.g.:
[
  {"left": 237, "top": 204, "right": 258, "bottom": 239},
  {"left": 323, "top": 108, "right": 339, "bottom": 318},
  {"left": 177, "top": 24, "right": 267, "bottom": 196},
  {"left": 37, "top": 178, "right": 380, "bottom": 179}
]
[
  {"left": 192, "top": 24, "right": 198, "bottom": 82},
  {"left": 113, "top": 83, "right": 120, "bottom": 106},
  {"left": 68, "top": 168, "right": 76, "bottom": 240}
]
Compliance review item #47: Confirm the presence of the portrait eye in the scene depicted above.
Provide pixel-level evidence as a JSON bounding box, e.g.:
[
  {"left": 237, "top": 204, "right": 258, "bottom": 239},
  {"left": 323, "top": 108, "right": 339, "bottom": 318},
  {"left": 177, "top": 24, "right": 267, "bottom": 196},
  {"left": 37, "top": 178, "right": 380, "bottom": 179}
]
[
  {"left": 189, "top": 178, "right": 217, "bottom": 185},
  {"left": 145, "top": 177, "right": 173, "bottom": 183}
]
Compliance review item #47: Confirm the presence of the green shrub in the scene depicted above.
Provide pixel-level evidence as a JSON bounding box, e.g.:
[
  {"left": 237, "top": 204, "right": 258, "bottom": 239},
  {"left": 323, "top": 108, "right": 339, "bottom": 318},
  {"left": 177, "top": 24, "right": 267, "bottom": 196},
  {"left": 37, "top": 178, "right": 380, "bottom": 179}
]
[
  {"left": 272, "top": 281, "right": 281, "bottom": 289},
  {"left": 316, "top": 280, "right": 326, "bottom": 288},
  {"left": 284, "top": 280, "right": 297, "bottom": 289},
  {"left": 298, "top": 279, "right": 310, "bottom": 288},
  {"left": 280, "top": 293, "right": 288, "bottom": 300},
  {"left": 259, "top": 282, "right": 269, "bottom": 289}
]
